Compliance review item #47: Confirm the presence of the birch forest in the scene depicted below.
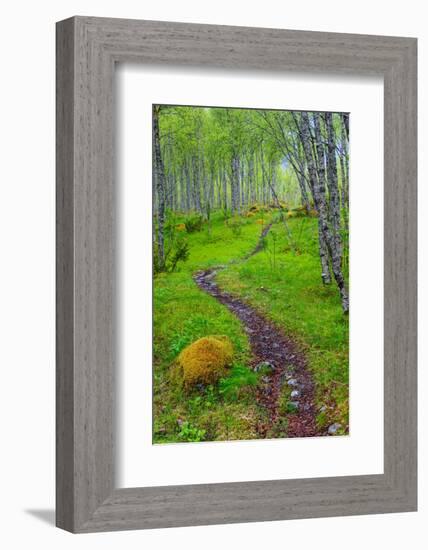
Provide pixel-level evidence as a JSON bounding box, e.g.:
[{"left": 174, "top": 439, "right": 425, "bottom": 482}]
[{"left": 153, "top": 105, "right": 349, "bottom": 443}]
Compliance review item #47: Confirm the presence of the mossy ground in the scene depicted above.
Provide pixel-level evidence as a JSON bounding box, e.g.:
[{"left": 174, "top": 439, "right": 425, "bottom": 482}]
[
  {"left": 153, "top": 209, "right": 349, "bottom": 443},
  {"left": 177, "top": 335, "right": 234, "bottom": 388}
]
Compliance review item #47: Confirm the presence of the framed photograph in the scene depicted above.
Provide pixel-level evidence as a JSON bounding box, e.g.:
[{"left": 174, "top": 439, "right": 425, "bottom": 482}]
[{"left": 56, "top": 16, "right": 417, "bottom": 532}]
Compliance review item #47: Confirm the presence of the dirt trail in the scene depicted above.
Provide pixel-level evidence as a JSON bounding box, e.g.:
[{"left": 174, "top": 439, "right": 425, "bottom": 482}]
[{"left": 193, "top": 226, "right": 319, "bottom": 438}]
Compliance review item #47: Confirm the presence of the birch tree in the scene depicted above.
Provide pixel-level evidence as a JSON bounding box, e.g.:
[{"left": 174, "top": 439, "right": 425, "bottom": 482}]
[
  {"left": 324, "top": 112, "right": 349, "bottom": 312},
  {"left": 153, "top": 105, "right": 166, "bottom": 268}
]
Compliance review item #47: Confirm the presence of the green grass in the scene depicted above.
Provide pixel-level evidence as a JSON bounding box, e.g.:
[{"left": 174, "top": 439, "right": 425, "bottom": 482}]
[
  {"left": 216, "top": 215, "right": 349, "bottom": 431},
  {"left": 153, "top": 209, "right": 349, "bottom": 443}
]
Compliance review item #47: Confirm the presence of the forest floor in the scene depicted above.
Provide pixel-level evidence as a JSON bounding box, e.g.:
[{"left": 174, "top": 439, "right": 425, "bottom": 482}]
[
  {"left": 194, "top": 266, "right": 318, "bottom": 439},
  {"left": 153, "top": 209, "right": 349, "bottom": 443}
]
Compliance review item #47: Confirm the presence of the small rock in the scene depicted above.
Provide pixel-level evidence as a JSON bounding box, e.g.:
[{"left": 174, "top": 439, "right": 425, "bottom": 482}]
[
  {"left": 328, "top": 423, "right": 342, "bottom": 435},
  {"left": 290, "top": 390, "right": 300, "bottom": 398},
  {"left": 319, "top": 405, "right": 327, "bottom": 413},
  {"left": 177, "top": 418, "right": 183, "bottom": 427},
  {"left": 287, "top": 378, "right": 298, "bottom": 386},
  {"left": 254, "top": 361, "right": 275, "bottom": 372}
]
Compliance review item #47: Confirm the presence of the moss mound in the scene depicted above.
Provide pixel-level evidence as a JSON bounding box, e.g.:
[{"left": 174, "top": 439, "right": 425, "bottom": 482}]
[{"left": 178, "top": 336, "right": 234, "bottom": 388}]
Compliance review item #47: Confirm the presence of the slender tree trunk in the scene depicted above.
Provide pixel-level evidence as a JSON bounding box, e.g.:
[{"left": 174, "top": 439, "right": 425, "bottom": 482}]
[
  {"left": 184, "top": 160, "right": 191, "bottom": 212},
  {"left": 222, "top": 164, "right": 228, "bottom": 211},
  {"left": 240, "top": 158, "right": 245, "bottom": 206},
  {"left": 179, "top": 165, "right": 185, "bottom": 212},
  {"left": 153, "top": 106, "right": 166, "bottom": 268},
  {"left": 236, "top": 156, "right": 241, "bottom": 213},
  {"left": 270, "top": 160, "right": 277, "bottom": 205},
  {"left": 296, "top": 172, "right": 311, "bottom": 212},
  {"left": 249, "top": 153, "right": 256, "bottom": 205},
  {"left": 324, "top": 112, "right": 349, "bottom": 312},
  {"left": 297, "top": 111, "right": 348, "bottom": 312},
  {"left": 260, "top": 148, "right": 267, "bottom": 205},
  {"left": 339, "top": 151, "right": 348, "bottom": 231},
  {"left": 317, "top": 217, "right": 331, "bottom": 283},
  {"left": 152, "top": 139, "right": 158, "bottom": 215},
  {"left": 231, "top": 153, "right": 240, "bottom": 214},
  {"left": 342, "top": 112, "right": 349, "bottom": 141},
  {"left": 340, "top": 114, "right": 349, "bottom": 231},
  {"left": 192, "top": 156, "right": 202, "bottom": 213},
  {"left": 266, "top": 172, "right": 296, "bottom": 251},
  {"left": 313, "top": 114, "right": 332, "bottom": 284}
]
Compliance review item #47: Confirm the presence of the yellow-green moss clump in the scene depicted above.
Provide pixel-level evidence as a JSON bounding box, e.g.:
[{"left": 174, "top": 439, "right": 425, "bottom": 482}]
[{"left": 177, "top": 336, "right": 234, "bottom": 388}]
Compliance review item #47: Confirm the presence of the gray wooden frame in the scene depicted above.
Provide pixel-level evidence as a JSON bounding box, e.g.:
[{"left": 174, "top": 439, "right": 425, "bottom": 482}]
[{"left": 56, "top": 16, "right": 417, "bottom": 533}]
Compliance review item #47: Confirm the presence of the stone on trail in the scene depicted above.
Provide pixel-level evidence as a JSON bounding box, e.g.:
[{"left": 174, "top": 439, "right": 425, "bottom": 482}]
[
  {"left": 254, "top": 361, "right": 275, "bottom": 372},
  {"left": 192, "top": 260, "right": 319, "bottom": 439},
  {"left": 328, "top": 423, "right": 342, "bottom": 435}
]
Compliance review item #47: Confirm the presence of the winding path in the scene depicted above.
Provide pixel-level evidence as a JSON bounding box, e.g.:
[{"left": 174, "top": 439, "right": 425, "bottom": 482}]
[{"left": 193, "top": 226, "right": 319, "bottom": 438}]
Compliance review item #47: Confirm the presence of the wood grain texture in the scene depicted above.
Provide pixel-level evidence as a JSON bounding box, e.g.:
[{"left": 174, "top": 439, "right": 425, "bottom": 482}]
[
  {"left": 56, "top": 18, "right": 75, "bottom": 532},
  {"left": 56, "top": 16, "right": 417, "bottom": 533}
]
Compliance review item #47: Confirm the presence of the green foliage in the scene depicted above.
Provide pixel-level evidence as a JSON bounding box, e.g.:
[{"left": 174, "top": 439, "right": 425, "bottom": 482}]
[
  {"left": 154, "top": 211, "right": 190, "bottom": 275},
  {"left": 222, "top": 208, "right": 231, "bottom": 222},
  {"left": 153, "top": 235, "right": 190, "bottom": 275},
  {"left": 184, "top": 214, "right": 204, "bottom": 233},
  {"left": 170, "top": 315, "right": 209, "bottom": 356},
  {"left": 177, "top": 421, "right": 206, "bottom": 442},
  {"left": 153, "top": 211, "right": 349, "bottom": 442},
  {"left": 216, "top": 215, "right": 349, "bottom": 431},
  {"left": 169, "top": 237, "right": 190, "bottom": 272},
  {"left": 263, "top": 229, "right": 279, "bottom": 271},
  {"left": 227, "top": 216, "right": 244, "bottom": 237},
  {"left": 219, "top": 364, "right": 259, "bottom": 402}
]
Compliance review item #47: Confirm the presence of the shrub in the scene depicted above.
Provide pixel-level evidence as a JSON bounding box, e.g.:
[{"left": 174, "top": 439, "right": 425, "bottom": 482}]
[
  {"left": 175, "top": 223, "right": 186, "bottom": 231},
  {"left": 184, "top": 214, "right": 203, "bottom": 233},
  {"left": 168, "top": 237, "right": 189, "bottom": 272},
  {"left": 228, "top": 217, "right": 243, "bottom": 237},
  {"left": 153, "top": 236, "right": 189, "bottom": 275},
  {"left": 177, "top": 421, "right": 206, "bottom": 442},
  {"left": 222, "top": 208, "right": 231, "bottom": 221},
  {"left": 177, "top": 335, "right": 234, "bottom": 389},
  {"left": 291, "top": 207, "right": 307, "bottom": 218}
]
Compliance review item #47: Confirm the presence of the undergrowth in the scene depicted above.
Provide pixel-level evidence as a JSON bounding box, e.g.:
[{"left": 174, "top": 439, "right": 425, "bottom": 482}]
[{"left": 153, "top": 209, "right": 349, "bottom": 443}]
